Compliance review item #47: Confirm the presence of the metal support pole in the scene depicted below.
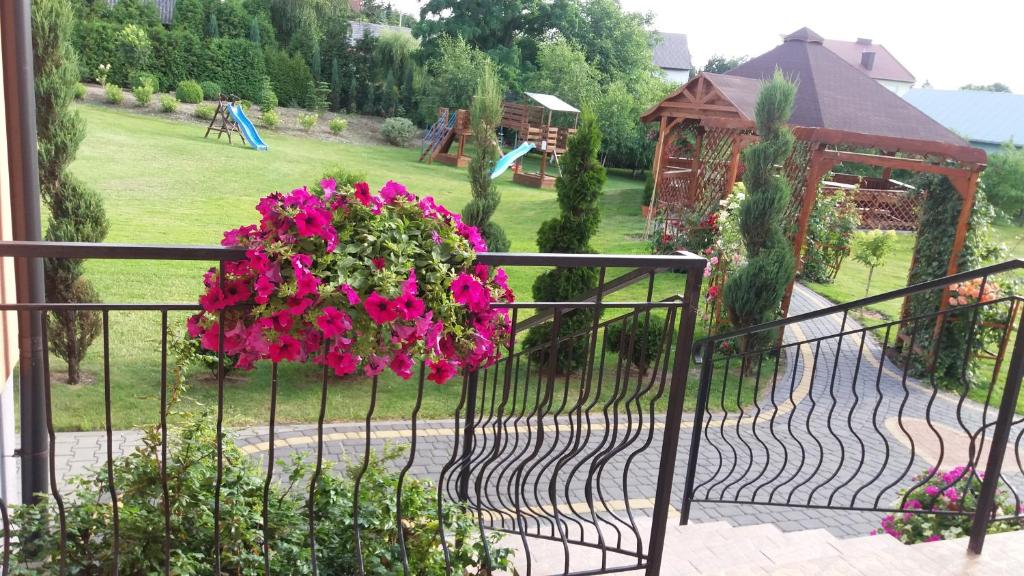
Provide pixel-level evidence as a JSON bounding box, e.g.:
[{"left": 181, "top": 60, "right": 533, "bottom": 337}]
[
  {"left": 458, "top": 370, "right": 479, "bottom": 502},
  {"left": 967, "top": 312, "right": 1024, "bottom": 554},
  {"left": 646, "top": 267, "right": 703, "bottom": 576},
  {"left": 1, "top": 0, "right": 49, "bottom": 504},
  {"left": 680, "top": 342, "right": 715, "bottom": 524}
]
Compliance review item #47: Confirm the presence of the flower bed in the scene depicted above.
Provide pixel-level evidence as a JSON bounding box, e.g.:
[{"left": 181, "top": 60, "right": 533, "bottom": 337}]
[{"left": 188, "top": 179, "right": 514, "bottom": 384}]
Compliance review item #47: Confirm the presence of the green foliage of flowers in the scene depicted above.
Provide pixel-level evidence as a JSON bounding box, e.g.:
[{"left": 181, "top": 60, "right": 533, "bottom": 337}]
[
  {"left": 298, "top": 112, "right": 319, "bottom": 132},
  {"left": 104, "top": 81, "right": 124, "bottom": 104},
  {"left": 10, "top": 414, "right": 511, "bottom": 574},
  {"left": 193, "top": 102, "right": 215, "bottom": 120},
  {"left": 260, "top": 108, "right": 280, "bottom": 129},
  {"left": 131, "top": 82, "right": 153, "bottom": 106},
  {"left": 462, "top": 61, "right": 510, "bottom": 253},
  {"left": 801, "top": 187, "right": 860, "bottom": 284},
  {"left": 875, "top": 466, "right": 1023, "bottom": 544},
  {"left": 328, "top": 116, "right": 348, "bottom": 135},
  {"left": 175, "top": 79, "right": 204, "bottom": 104},
  {"left": 524, "top": 111, "right": 606, "bottom": 371},
  {"left": 723, "top": 71, "right": 797, "bottom": 353},
  {"left": 158, "top": 94, "right": 179, "bottom": 113},
  {"left": 381, "top": 116, "right": 416, "bottom": 146}
]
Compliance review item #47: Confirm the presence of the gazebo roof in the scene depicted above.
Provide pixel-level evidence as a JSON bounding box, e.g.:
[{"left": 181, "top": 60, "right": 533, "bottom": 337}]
[{"left": 642, "top": 27, "right": 985, "bottom": 164}]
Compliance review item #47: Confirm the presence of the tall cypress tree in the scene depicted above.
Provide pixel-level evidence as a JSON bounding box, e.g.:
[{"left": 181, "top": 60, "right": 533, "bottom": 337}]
[
  {"left": 33, "top": 0, "right": 109, "bottom": 384},
  {"left": 310, "top": 42, "right": 322, "bottom": 81},
  {"left": 206, "top": 12, "right": 220, "bottom": 39},
  {"left": 249, "top": 16, "right": 262, "bottom": 47},
  {"left": 329, "top": 57, "right": 342, "bottom": 111},
  {"left": 461, "top": 61, "right": 510, "bottom": 252},
  {"left": 723, "top": 70, "right": 797, "bottom": 354},
  {"left": 525, "top": 111, "right": 606, "bottom": 371}
]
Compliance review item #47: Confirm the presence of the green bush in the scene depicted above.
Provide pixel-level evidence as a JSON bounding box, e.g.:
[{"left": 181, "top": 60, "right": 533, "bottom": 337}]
[
  {"left": 73, "top": 82, "right": 86, "bottom": 100},
  {"left": 115, "top": 23, "right": 152, "bottom": 87},
  {"left": 199, "top": 80, "right": 221, "bottom": 100},
  {"left": 605, "top": 315, "right": 667, "bottom": 375},
  {"left": 264, "top": 48, "right": 313, "bottom": 108},
  {"left": 328, "top": 116, "right": 348, "bottom": 134},
  {"left": 72, "top": 19, "right": 119, "bottom": 83},
  {"left": 193, "top": 102, "right": 215, "bottom": 120},
  {"left": 260, "top": 108, "right": 280, "bottom": 129},
  {"left": 9, "top": 415, "right": 512, "bottom": 574},
  {"left": 159, "top": 94, "right": 178, "bottom": 113},
  {"left": 175, "top": 79, "right": 203, "bottom": 103},
  {"left": 104, "top": 82, "right": 124, "bottom": 104},
  {"left": 133, "top": 71, "right": 160, "bottom": 92},
  {"left": 206, "top": 39, "right": 265, "bottom": 100},
  {"left": 317, "top": 166, "right": 368, "bottom": 190},
  {"left": 258, "top": 76, "right": 278, "bottom": 111},
  {"left": 149, "top": 29, "right": 206, "bottom": 92},
  {"left": 380, "top": 116, "right": 415, "bottom": 146},
  {"left": 131, "top": 83, "right": 153, "bottom": 106},
  {"left": 801, "top": 188, "right": 860, "bottom": 284},
  {"left": 298, "top": 112, "right": 319, "bottom": 132}
]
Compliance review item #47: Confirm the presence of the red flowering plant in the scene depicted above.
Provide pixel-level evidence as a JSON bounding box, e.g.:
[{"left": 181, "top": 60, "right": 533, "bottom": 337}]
[
  {"left": 873, "top": 465, "right": 1023, "bottom": 544},
  {"left": 188, "top": 179, "right": 514, "bottom": 385}
]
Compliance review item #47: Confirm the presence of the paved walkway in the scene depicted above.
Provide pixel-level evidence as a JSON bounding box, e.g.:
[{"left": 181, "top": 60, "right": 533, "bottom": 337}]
[{"left": 33, "top": 284, "right": 1024, "bottom": 544}]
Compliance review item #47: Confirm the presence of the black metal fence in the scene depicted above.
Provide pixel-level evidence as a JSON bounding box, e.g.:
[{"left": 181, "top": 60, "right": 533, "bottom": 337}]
[
  {"left": 0, "top": 241, "right": 705, "bottom": 576},
  {"left": 682, "top": 259, "right": 1024, "bottom": 554}
]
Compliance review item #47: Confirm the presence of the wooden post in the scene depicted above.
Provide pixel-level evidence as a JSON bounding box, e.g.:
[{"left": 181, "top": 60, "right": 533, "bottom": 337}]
[
  {"left": 781, "top": 145, "right": 835, "bottom": 317},
  {"left": 644, "top": 116, "right": 669, "bottom": 238},
  {"left": 722, "top": 136, "right": 744, "bottom": 199}
]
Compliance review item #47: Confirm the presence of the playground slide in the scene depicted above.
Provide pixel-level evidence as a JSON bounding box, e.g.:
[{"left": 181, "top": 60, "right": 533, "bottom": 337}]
[
  {"left": 490, "top": 142, "right": 535, "bottom": 179},
  {"left": 228, "top": 103, "right": 268, "bottom": 151}
]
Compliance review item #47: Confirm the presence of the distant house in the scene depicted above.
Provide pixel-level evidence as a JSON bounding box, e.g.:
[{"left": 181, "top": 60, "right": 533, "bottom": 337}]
[
  {"left": 903, "top": 89, "right": 1024, "bottom": 153},
  {"left": 822, "top": 37, "right": 915, "bottom": 95},
  {"left": 106, "top": 0, "right": 176, "bottom": 26},
  {"left": 348, "top": 21, "right": 414, "bottom": 45},
  {"left": 653, "top": 32, "right": 692, "bottom": 84}
]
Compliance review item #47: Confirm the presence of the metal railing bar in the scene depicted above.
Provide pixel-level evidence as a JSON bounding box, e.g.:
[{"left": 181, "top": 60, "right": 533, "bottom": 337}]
[
  {"left": 262, "top": 363, "right": 279, "bottom": 575},
  {"left": 159, "top": 311, "right": 171, "bottom": 576}
]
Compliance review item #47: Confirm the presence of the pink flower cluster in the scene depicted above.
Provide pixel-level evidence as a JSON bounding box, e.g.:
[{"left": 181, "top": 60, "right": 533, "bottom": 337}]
[{"left": 188, "top": 179, "right": 513, "bottom": 384}]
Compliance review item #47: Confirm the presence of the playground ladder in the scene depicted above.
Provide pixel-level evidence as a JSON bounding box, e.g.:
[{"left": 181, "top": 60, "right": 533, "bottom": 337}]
[{"left": 419, "top": 110, "right": 458, "bottom": 163}]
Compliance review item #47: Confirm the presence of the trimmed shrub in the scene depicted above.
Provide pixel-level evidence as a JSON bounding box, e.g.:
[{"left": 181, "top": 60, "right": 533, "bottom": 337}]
[
  {"left": 175, "top": 79, "right": 203, "bottom": 103},
  {"left": 206, "top": 39, "right": 265, "bottom": 100},
  {"left": 149, "top": 29, "right": 206, "bottom": 92},
  {"left": 264, "top": 48, "right": 313, "bottom": 108},
  {"left": 131, "top": 83, "right": 153, "bottom": 106},
  {"left": 159, "top": 94, "right": 178, "bottom": 113},
  {"left": 380, "top": 117, "right": 415, "bottom": 146},
  {"left": 316, "top": 166, "right": 367, "bottom": 190},
  {"left": 194, "top": 102, "right": 215, "bottom": 120},
  {"left": 104, "top": 82, "right": 124, "bottom": 104},
  {"left": 72, "top": 19, "right": 119, "bottom": 83},
  {"left": 298, "top": 112, "right": 319, "bottom": 132},
  {"left": 258, "top": 77, "right": 278, "bottom": 111},
  {"left": 133, "top": 72, "right": 160, "bottom": 92},
  {"left": 328, "top": 116, "right": 347, "bottom": 134},
  {"left": 200, "top": 80, "right": 221, "bottom": 100},
  {"left": 260, "top": 109, "right": 279, "bottom": 129},
  {"left": 73, "top": 82, "right": 86, "bottom": 100},
  {"left": 605, "top": 316, "right": 667, "bottom": 375}
]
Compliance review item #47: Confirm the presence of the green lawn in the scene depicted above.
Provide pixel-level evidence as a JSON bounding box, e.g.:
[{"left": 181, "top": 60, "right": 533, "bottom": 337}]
[{"left": 31, "top": 105, "right": 719, "bottom": 431}]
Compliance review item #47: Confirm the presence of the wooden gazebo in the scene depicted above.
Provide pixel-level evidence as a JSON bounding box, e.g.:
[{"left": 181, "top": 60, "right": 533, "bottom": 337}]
[{"left": 642, "top": 27, "right": 987, "bottom": 316}]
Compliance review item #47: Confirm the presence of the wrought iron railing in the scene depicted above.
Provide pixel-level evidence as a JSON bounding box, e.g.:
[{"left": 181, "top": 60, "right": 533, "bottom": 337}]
[
  {"left": 682, "top": 259, "right": 1024, "bottom": 554},
  {"left": 0, "top": 241, "right": 705, "bottom": 576}
]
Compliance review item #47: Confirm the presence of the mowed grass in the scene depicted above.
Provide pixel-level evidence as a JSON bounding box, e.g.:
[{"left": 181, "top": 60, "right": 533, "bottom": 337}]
[
  {"left": 805, "top": 223, "right": 1024, "bottom": 413},
  {"left": 27, "top": 105, "right": 721, "bottom": 431}
]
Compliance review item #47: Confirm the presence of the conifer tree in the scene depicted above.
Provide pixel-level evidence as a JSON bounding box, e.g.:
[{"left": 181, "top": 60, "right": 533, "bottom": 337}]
[
  {"left": 33, "top": 0, "right": 110, "bottom": 384},
  {"left": 206, "top": 13, "right": 220, "bottom": 38},
  {"left": 330, "top": 57, "right": 342, "bottom": 111},
  {"left": 461, "top": 62, "right": 510, "bottom": 251},
  {"left": 249, "top": 16, "right": 262, "bottom": 46},
  {"left": 723, "top": 70, "right": 797, "bottom": 354},
  {"left": 525, "top": 111, "right": 606, "bottom": 371}
]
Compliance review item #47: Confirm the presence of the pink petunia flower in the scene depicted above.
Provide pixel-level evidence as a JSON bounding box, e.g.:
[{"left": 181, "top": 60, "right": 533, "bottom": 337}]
[
  {"left": 390, "top": 352, "right": 414, "bottom": 380},
  {"left": 427, "top": 359, "right": 459, "bottom": 384},
  {"left": 340, "top": 284, "right": 361, "bottom": 306},
  {"left": 316, "top": 306, "right": 352, "bottom": 338},
  {"left": 364, "top": 292, "right": 398, "bottom": 324},
  {"left": 269, "top": 334, "right": 302, "bottom": 363},
  {"left": 354, "top": 182, "right": 372, "bottom": 206}
]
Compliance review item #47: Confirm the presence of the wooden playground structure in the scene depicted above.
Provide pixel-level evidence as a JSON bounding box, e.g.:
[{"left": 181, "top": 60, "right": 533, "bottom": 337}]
[
  {"left": 419, "top": 92, "right": 580, "bottom": 189},
  {"left": 204, "top": 95, "right": 245, "bottom": 144}
]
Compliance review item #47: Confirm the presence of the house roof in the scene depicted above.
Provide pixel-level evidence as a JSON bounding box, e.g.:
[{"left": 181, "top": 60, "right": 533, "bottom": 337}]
[
  {"left": 349, "top": 21, "right": 413, "bottom": 44},
  {"left": 903, "top": 89, "right": 1024, "bottom": 146},
  {"left": 653, "top": 32, "right": 692, "bottom": 71},
  {"left": 822, "top": 37, "right": 915, "bottom": 83},
  {"left": 723, "top": 28, "right": 964, "bottom": 146},
  {"left": 107, "top": 0, "right": 175, "bottom": 26},
  {"left": 641, "top": 28, "right": 983, "bottom": 164}
]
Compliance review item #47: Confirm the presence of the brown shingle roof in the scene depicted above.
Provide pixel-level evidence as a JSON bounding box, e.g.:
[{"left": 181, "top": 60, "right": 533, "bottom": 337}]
[
  {"left": 725, "top": 28, "right": 964, "bottom": 146},
  {"left": 823, "top": 38, "right": 915, "bottom": 84}
]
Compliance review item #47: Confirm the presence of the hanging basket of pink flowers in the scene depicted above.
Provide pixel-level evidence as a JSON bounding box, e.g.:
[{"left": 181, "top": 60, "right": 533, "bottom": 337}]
[{"left": 187, "top": 179, "right": 514, "bottom": 385}]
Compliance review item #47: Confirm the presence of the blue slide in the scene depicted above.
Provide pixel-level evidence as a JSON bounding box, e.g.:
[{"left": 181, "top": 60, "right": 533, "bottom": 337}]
[
  {"left": 228, "top": 103, "right": 268, "bottom": 151},
  {"left": 490, "top": 142, "right": 535, "bottom": 179}
]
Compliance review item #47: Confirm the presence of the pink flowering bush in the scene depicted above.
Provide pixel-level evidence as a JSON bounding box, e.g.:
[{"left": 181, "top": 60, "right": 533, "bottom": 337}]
[
  {"left": 873, "top": 466, "right": 1023, "bottom": 543},
  {"left": 188, "top": 178, "right": 514, "bottom": 385}
]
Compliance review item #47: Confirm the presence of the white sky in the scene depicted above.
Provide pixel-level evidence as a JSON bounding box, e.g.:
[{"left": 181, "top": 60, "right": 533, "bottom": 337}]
[{"left": 387, "top": 0, "right": 1019, "bottom": 92}]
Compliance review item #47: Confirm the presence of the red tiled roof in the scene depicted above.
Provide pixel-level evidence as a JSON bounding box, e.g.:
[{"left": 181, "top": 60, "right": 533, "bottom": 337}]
[{"left": 823, "top": 38, "right": 915, "bottom": 84}]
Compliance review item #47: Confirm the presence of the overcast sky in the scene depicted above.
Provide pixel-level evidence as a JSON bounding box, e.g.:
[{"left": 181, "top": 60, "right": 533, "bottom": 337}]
[{"left": 386, "top": 0, "right": 1019, "bottom": 92}]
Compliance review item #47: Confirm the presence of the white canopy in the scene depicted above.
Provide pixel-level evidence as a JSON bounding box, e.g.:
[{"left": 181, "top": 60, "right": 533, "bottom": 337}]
[{"left": 524, "top": 92, "right": 580, "bottom": 113}]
